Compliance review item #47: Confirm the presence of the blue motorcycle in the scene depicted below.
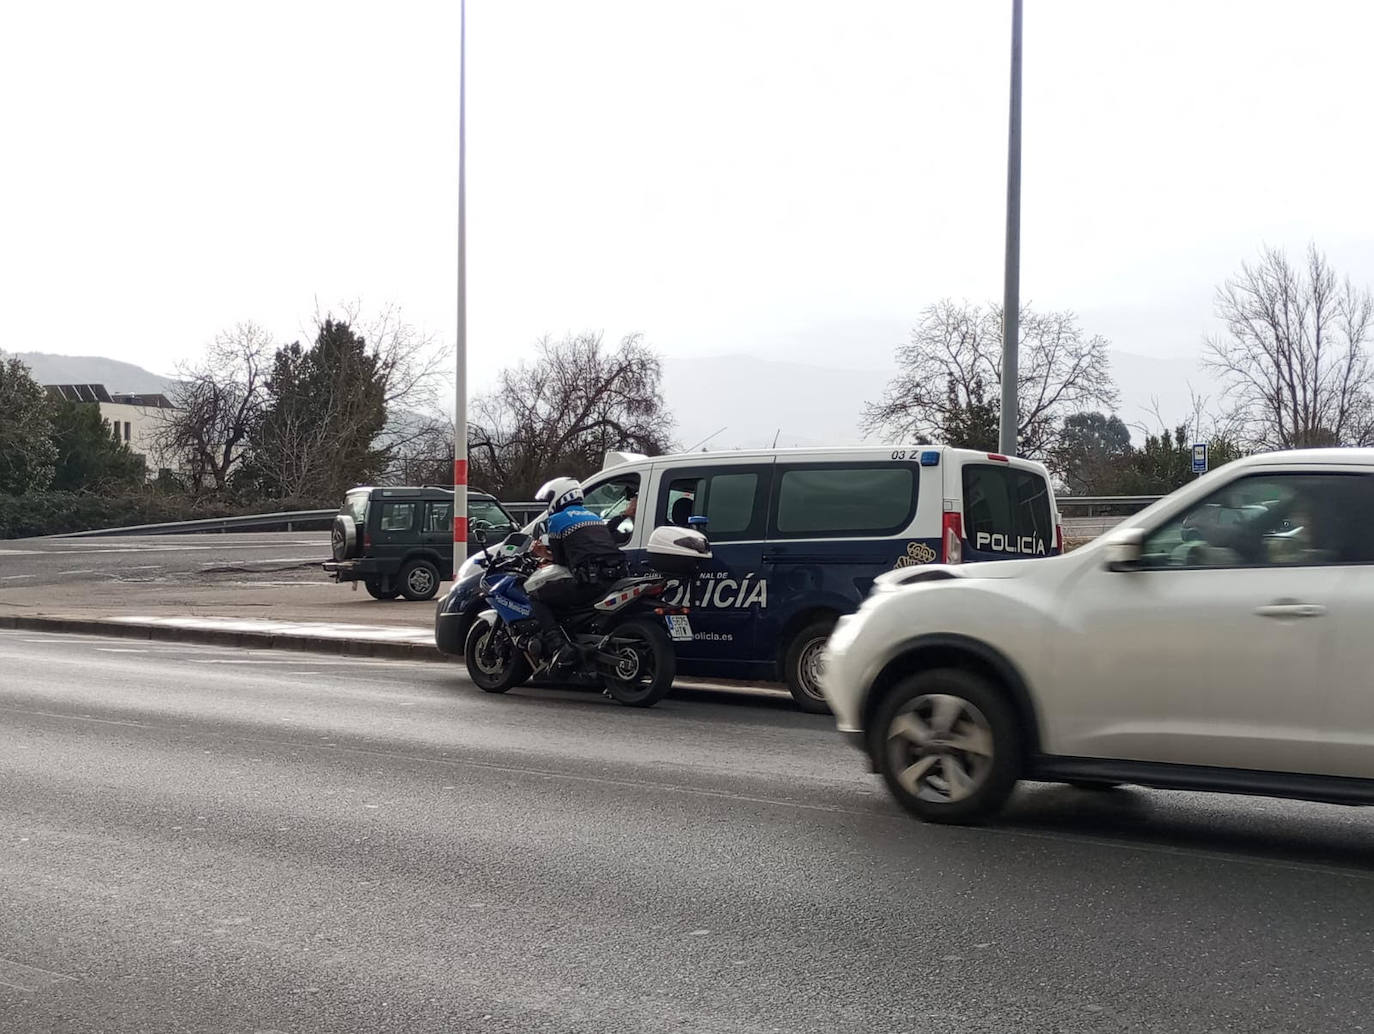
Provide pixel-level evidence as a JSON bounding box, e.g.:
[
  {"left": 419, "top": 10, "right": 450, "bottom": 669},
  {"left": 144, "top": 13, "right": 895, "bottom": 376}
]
[{"left": 462, "top": 528, "right": 708, "bottom": 708}]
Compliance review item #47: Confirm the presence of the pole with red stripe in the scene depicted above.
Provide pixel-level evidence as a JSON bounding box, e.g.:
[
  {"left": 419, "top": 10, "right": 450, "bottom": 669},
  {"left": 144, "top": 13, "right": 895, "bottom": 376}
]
[{"left": 453, "top": 0, "right": 468, "bottom": 572}]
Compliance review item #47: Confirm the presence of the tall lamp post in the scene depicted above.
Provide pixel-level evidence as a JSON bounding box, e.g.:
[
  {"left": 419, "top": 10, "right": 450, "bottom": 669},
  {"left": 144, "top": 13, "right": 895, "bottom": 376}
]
[
  {"left": 453, "top": 0, "right": 469, "bottom": 572},
  {"left": 999, "top": 0, "right": 1023, "bottom": 457}
]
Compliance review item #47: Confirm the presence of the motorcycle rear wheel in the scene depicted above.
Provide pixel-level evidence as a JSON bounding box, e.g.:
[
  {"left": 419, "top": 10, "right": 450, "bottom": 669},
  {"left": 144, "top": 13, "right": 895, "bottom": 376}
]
[
  {"left": 464, "top": 621, "right": 531, "bottom": 693},
  {"left": 599, "top": 618, "right": 675, "bottom": 708}
]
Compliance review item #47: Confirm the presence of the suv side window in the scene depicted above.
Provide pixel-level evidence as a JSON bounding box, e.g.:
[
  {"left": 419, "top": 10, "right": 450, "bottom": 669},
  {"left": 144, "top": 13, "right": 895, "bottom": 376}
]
[
  {"left": 343, "top": 492, "right": 369, "bottom": 526},
  {"left": 770, "top": 464, "right": 915, "bottom": 539},
  {"left": 962, "top": 464, "right": 1054, "bottom": 555},
  {"left": 424, "top": 501, "right": 453, "bottom": 534},
  {"left": 1141, "top": 473, "right": 1374, "bottom": 569},
  {"left": 379, "top": 501, "right": 417, "bottom": 533}
]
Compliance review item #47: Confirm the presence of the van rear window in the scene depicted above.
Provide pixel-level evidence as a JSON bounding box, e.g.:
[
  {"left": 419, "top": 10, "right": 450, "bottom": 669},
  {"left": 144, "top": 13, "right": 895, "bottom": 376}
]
[
  {"left": 962, "top": 465, "right": 1054, "bottom": 556},
  {"left": 774, "top": 467, "right": 915, "bottom": 537}
]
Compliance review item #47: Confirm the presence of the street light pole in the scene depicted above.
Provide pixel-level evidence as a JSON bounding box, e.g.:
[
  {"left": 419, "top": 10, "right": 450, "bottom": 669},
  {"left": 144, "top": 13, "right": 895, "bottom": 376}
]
[
  {"left": 999, "top": 0, "right": 1023, "bottom": 457},
  {"left": 453, "top": 0, "right": 468, "bottom": 573}
]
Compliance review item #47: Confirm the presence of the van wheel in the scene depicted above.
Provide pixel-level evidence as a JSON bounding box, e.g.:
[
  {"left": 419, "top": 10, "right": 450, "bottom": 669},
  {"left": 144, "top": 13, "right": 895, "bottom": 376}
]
[
  {"left": 872, "top": 668, "right": 1022, "bottom": 824},
  {"left": 399, "top": 559, "right": 441, "bottom": 601},
  {"left": 365, "top": 578, "right": 400, "bottom": 600},
  {"left": 783, "top": 618, "right": 837, "bottom": 714}
]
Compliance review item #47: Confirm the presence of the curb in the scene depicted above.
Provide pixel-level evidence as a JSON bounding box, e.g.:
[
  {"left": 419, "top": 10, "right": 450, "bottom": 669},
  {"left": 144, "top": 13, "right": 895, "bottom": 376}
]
[{"left": 0, "top": 615, "right": 448, "bottom": 663}]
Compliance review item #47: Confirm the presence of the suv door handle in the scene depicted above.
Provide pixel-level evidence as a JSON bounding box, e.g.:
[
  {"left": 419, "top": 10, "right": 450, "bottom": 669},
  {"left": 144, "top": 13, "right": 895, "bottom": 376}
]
[{"left": 1254, "top": 601, "right": 1327, "bottom": 619}]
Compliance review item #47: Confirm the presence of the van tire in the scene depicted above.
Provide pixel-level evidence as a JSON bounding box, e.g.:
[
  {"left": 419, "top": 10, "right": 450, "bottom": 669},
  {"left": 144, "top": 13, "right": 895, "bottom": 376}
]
[
  {"left": 399, "top": 559, "right": 441, "bottom": 601},
  {"left": 784, "top": 618, "right": 837, "bottom": 714}
]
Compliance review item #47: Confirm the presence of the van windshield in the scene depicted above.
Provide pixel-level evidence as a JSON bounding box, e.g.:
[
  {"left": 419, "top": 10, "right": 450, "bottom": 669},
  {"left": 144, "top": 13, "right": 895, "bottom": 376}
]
[{"left": 962, "top": 464, "right": 1054, "bottom": 557}]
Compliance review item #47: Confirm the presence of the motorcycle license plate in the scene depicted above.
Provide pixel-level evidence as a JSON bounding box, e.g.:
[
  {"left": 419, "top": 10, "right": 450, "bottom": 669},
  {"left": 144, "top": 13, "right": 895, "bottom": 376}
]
[{"left": 665, "top": 614, "right": 693, "bottom": 642}]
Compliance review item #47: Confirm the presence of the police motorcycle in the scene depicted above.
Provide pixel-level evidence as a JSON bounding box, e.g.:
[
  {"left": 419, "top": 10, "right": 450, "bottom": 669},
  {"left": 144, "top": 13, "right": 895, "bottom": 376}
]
[{"left": 462, "top": 522, "right": 712, "bottom": 707}]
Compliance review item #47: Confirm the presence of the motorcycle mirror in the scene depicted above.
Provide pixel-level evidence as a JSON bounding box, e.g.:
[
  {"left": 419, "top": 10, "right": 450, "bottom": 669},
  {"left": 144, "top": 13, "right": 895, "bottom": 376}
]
[{"left": 472, "top": 526, "right": 488, "bottom": 547}]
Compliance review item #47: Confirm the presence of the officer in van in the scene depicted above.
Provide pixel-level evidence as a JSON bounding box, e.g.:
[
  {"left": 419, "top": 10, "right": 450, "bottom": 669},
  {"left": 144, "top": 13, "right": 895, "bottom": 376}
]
[{"left": 528, "top": 476, "right": 628, "bottom": 668}]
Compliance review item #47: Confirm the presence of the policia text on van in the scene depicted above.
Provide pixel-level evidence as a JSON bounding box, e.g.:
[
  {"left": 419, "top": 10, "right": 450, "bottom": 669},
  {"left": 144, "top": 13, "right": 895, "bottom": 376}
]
[{"left": 435, "top": 446, "right": 1062, "bottom": 712}]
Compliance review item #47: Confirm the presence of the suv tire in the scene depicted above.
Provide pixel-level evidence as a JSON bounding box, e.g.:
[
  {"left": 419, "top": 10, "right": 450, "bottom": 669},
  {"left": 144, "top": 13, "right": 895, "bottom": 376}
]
[
  {"left": 872, "top": 668, "right": 1022, "bottom": 824},
  {"left": 399, "top": 559, "right": 441, "bottom": 602},
  {"left": 783, "top": 617, "right": 837, "bottom": 714},
  {"left": 365, "top": 578, "right": 400, "bottom": 601}
]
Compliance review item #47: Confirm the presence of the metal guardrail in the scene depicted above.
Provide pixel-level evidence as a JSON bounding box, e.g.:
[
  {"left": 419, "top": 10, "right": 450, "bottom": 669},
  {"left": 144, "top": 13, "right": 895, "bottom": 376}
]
[
  {"left": 1056, "top": 494, "right": 1162, "bottom": 515},
  {"left": 58, "top": 495, "right": 1164, "bottom": 538},
  {"left": 61, "top": 509, "right": 337, "bottom": 538}
]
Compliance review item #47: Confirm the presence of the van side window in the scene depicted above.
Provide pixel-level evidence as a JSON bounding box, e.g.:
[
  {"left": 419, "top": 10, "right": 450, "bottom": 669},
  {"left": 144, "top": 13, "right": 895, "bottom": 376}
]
[
  {"left": 706, "top": 473, "right": 757, "bottom": 535},
  {"left": 773, "top": 466, "right": 916, "bottom": 538},
  {"left": 582, "top": 474, "right": 642, "bottom": 545},
  {"left": 656, "top": 468, "right": 766, "bottom": 541},
  {"left": 962, "top": 464, "right": 1053, "bottom": 555},
  {"left": 665, "top": 477, "right": 703, "bottom": 527}
]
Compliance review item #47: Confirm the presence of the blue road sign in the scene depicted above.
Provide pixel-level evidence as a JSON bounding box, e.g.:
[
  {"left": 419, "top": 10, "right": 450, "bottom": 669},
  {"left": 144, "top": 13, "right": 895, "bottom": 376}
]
[{"left": 1192, "top": 443, "right": 1208, "bottom": 474}]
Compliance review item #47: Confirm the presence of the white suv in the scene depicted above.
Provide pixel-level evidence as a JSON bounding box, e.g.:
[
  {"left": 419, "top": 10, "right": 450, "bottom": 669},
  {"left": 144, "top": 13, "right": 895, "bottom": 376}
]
[{"left": 821, "top": 449, "right": 1374, "bottom": 823}]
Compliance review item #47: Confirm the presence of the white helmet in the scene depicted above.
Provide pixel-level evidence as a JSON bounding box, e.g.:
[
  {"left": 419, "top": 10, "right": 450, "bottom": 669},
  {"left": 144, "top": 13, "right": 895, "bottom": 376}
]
[{"left": 535, "top": 476, "right": 584, "bottom": 513}]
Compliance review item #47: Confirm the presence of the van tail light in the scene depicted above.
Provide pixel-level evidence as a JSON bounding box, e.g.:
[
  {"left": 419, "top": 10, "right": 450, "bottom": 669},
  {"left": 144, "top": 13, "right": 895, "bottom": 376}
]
[
  {"left": 1054, "top": 522, "right": 1065, "bottom": 554},
  {"left": 941, "top": 512, "right": 964, "bottom": 564}
]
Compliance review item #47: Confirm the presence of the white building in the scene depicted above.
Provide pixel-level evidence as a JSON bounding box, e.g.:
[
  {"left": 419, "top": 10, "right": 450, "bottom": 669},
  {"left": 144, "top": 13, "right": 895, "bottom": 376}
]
[{"left": 45, "top": 383, "right": 182, "bottom": 476}]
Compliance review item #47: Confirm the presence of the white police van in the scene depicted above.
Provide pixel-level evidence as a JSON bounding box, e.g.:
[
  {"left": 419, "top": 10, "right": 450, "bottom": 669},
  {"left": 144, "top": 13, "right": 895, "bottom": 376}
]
[{"left": 576, "top": 445, "right": 1062, "bottom": 712}]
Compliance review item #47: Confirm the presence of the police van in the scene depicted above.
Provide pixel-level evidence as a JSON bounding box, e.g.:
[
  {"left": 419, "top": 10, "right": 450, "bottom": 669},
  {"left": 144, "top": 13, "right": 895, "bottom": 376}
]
[{"left": 573, "top": 446, "right": 1062, "bottom": 712}]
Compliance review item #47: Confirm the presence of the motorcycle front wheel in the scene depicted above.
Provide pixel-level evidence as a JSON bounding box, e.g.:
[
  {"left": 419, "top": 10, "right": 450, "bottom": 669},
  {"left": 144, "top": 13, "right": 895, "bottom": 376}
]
[
  {"left": 598, "top": 618, "right": 675, "bottom": 708},
  {"left": 464, "top": 621, "right": 531, "bottom": 693}
]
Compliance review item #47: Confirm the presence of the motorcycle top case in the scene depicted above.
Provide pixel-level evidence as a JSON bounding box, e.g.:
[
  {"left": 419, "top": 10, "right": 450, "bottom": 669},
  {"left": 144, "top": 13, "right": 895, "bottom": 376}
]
[{"left": 645, "top": 526, "right": 711, "bottom": 575}]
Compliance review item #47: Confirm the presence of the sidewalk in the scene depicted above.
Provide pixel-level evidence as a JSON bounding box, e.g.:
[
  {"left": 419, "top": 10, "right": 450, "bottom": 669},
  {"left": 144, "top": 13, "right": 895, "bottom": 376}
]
[
  {"left": 0, "top": 611, "right": 443, "bottom": 660},
  {"left": 0, "top": 581, "right": 791, "bottom": 697}
]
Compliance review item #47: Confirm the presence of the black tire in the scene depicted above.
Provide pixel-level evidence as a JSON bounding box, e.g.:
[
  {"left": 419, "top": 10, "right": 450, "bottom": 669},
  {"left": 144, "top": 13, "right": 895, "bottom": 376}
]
[
  {"left": 364, "top": 578, "right": 400, "bottom": 600},
  {"left": 871, "top": 668, "right": 1022, "bottom": 824},
  {"left": 464, "top": 621, "right": 531, "bottom": 693},
  {"left": 598, "top": 618, "right": 675, "bottom": 708},
  {"left": 783, "top": 617, "right": 838, "bottom": 714},
  {"left": 399, "top": 559, "right": 441, "bottom": 601}
]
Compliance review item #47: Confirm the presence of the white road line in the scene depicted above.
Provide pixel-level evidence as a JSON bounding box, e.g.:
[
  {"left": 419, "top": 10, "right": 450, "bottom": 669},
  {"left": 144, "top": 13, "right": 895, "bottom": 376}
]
[
  {"left": 0, "top": 574, "right": 36, "bottom": 580},
  {"left": 95, "top": 648, "right": 149, "bottom": 654},
  {"left": 0, "top": 957, "right": 77, "bottom": 992}
]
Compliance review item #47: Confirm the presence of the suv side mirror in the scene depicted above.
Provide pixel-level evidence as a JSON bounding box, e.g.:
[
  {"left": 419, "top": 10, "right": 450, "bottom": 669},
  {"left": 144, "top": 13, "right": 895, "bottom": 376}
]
[{"left": 1104, "top": 527, "right": 1144, "bottom": 572}]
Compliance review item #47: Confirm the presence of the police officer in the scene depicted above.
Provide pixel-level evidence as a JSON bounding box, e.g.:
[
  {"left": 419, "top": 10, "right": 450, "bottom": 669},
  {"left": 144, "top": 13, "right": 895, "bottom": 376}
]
[{"left": 528, "top": 476, "right": 628, "bottom": 668}]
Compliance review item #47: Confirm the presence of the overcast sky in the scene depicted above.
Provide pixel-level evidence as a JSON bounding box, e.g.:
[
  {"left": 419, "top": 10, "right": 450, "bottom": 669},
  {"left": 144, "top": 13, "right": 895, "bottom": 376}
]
[{"left": 3, "top": 0, "right": 1372, "bottom": 402}]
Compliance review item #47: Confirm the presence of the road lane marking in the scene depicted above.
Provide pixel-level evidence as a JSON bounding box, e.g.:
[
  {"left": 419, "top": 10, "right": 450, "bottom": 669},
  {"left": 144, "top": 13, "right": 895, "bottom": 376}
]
[
  {"left": 0, "top": 957, "right": 77, "bottom": 992},
  {"left": 95, "top": 648, "right": 149, "bottom": 654},
  {"left": 6, "top": 695, "right": 1374, "bottom": 882}
]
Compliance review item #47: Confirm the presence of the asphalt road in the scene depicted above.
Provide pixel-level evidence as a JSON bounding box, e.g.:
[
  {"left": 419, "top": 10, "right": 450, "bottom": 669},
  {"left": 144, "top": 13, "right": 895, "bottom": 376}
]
[
  {"left": 0, "top": 532, "right": 331, "bottom": 589},
  {"left": 3, "top": 631, "right": 1373, "bottom": 1033}
]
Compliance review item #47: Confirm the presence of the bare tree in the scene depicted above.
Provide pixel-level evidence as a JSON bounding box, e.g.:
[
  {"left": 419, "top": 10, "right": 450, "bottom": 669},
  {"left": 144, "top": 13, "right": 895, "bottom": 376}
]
[
  {"left": 469, "top": 332, "right": 675, "bottom": 498},
  {"left": 1206, "top": 245, "right": 1374, "bottom": 449},
  {"left": 862, "top": 300, "right": 1118, "bottom": 456},
  {"left": 156, "top": 323, "right": 271, "bottom": 494}
]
